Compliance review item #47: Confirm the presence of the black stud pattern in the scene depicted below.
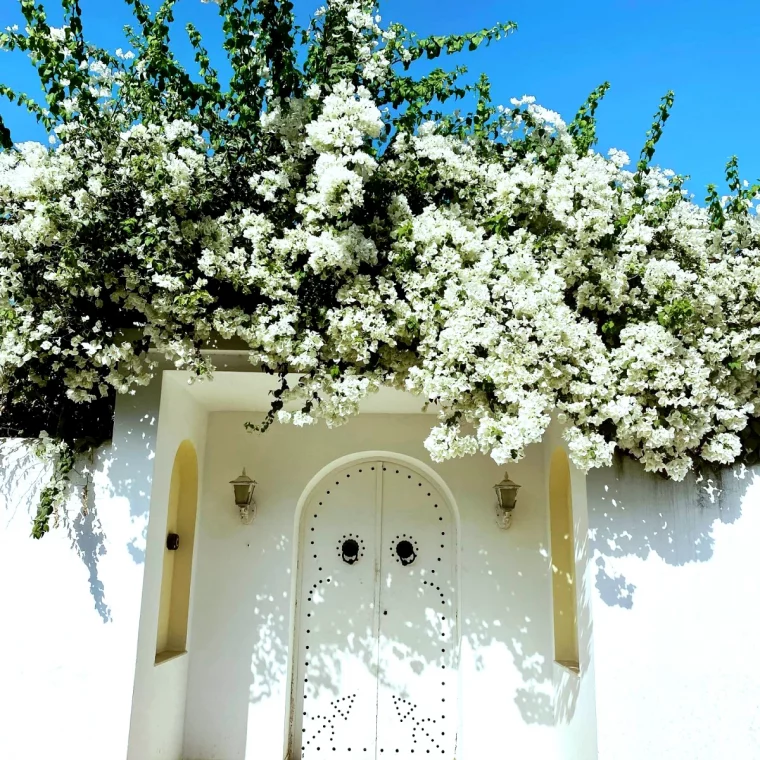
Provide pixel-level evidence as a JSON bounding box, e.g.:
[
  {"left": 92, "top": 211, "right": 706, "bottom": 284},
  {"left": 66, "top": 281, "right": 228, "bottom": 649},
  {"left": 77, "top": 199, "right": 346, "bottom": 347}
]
[
  {"left": 373, "top": 466, "right": 453, "bottom": 756},
  {"left": 302, "top": 696, "right": 368, "bottom": 755},
  {"left": 383, "top": 698, "right": 447, "bottom": 755},
  {"left": 300, "top": 462, "right": 455, "bottom": 756},
  {"left": 302, "top": 465, "right": 375, "bottom": 755}
]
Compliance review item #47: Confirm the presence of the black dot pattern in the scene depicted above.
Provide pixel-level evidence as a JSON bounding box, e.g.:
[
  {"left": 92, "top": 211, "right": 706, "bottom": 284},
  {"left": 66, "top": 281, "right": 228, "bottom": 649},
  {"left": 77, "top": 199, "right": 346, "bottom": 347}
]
[
  {"left": 389, "top": 698, "right": 448, "bottom": 754},
  {"left": 299, "top": 463, "right": 376, "bottom": 756},
  {"left": 296, "top": 461, "right": 456, "bottom": 757},
  {"left": 376, "top": 464, "right": 455, "bottom": 756}
]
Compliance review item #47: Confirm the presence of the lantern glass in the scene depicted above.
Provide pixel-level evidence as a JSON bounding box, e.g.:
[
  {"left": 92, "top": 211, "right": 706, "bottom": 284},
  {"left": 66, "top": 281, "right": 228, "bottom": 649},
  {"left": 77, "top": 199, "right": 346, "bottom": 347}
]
[
  {"left": 494, "top": 472, "right": 521, "bottom": 512},
  {"left": 230, "top": 469, "right": 256, "bottom": 507}
]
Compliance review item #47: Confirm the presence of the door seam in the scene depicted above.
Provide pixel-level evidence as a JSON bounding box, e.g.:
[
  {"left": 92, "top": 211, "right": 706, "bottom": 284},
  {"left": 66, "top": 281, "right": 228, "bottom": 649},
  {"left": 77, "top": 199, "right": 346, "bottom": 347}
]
[{"left": 372, "top": 461, "right": 384, "bottom": 760}]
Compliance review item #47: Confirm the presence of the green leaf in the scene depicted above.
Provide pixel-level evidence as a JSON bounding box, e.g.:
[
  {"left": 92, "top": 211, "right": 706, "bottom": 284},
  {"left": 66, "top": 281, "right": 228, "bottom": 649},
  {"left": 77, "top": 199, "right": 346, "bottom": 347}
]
[{"left": 0, "top": 116, "right": 11, "bottom": 150}]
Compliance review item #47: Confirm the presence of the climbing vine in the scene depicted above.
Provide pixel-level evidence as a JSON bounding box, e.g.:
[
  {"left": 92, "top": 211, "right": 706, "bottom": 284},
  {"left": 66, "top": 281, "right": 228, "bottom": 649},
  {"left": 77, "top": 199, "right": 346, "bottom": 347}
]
[{"left": 1, "top": 0, "right": 759, "bottom": 536}]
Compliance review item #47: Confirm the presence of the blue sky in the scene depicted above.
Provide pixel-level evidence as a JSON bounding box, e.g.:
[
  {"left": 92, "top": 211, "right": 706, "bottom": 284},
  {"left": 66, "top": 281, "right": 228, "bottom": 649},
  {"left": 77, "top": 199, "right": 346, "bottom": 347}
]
[{"left": 1, "top": 0, "right": 758, "bottom": 200}]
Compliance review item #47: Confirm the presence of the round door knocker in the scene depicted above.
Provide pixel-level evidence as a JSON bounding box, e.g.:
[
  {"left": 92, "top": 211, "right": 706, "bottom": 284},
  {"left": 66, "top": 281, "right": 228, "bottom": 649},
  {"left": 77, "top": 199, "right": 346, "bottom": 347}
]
[
  {"left": 395, "top": 539, "right": 417, "bottom": 566},
  {"left": 337, "top": 533, "right": 364, "bottom": 565},
  {"left": 341, "top": 538, "right": 360, "bottom": 565}
]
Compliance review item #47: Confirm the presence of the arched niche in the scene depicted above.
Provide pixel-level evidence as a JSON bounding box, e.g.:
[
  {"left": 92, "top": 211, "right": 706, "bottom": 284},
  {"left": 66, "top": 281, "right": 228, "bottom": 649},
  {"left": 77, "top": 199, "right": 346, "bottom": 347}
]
[
  {"left": 155, "top": 439, "right": 199, "bottom": 663},
  {"left": 549, "top": 447, "right": 579, "bottom": 672}
]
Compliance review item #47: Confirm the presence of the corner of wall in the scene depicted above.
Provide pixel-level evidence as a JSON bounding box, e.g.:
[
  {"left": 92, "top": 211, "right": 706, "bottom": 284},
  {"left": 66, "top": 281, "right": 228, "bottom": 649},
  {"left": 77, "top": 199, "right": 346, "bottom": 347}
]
[
  {"left": 127, "top": 372, "right": 209, "bottom": 760},
  {"left": 0, "top": 377, "right": 166, "bottom": 760},
  {"left": 542, "top": 417, "right": 599, "bottom": 760}
]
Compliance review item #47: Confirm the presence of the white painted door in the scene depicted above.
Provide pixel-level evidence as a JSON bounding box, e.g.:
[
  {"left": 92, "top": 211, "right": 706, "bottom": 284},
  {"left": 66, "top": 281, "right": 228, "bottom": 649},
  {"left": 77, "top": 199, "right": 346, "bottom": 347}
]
[
  {"left": 375, "top": 463, "right": 457, "bottom": 757},
  {"left": 293, "top": 462, "right": 380, "bottom": 758},
  {"left": 292, "top": 460, "right": 458, "bottom": 760}
]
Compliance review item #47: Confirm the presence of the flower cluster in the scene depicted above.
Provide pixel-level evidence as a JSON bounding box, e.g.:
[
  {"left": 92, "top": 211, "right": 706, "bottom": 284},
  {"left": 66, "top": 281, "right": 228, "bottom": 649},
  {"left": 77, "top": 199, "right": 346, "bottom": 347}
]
[{"left": 1, "top": 0, "right": 759, "bottom": 533}]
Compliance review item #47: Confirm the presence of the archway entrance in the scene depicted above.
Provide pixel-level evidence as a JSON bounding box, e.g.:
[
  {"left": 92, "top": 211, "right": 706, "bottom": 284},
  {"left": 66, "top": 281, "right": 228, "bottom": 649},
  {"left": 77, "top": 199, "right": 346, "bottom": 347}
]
[{"left": 291, "top": 459, "right": 459, "bottom": 758}]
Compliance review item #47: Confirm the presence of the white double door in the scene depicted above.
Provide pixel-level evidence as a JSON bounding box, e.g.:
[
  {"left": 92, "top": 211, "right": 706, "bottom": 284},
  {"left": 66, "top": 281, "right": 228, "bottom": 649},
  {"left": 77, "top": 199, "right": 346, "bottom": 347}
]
[{"left": 292, "top": 460, "right": 458, "bottom": 759}]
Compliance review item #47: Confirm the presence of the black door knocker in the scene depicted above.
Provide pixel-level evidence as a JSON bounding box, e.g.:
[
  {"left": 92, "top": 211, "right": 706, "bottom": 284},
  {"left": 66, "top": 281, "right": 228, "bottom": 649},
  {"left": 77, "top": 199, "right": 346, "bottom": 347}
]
[
  {"left": 396, "top": 539, "right": 416, "bottom": 566},
  {"left": 341, "top": 538, "right": 360, "bottom": 565}
]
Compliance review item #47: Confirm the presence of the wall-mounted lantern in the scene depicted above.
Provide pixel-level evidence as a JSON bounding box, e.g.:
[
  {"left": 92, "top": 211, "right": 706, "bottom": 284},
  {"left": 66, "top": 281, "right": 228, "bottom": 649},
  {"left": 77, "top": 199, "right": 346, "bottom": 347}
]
[
  {"left": 494, "top": 471, "right": 521, "bottom": 529},
  {"left": 230, "top": 468, "right": 257, "bottom": 525}
]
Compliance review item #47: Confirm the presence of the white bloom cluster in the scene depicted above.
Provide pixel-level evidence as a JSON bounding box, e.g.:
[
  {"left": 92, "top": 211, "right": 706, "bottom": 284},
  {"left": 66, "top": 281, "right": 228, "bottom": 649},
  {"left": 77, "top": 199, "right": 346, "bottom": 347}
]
[{"left": 2, "top": 0, "right": 760, "bottom": 485}]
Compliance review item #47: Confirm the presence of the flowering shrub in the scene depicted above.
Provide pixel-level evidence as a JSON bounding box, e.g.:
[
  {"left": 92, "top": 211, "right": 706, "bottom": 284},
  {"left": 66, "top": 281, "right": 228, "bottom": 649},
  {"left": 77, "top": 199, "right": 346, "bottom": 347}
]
[{"left": 2, "top": 0, "right": 759, "bottom": 536}]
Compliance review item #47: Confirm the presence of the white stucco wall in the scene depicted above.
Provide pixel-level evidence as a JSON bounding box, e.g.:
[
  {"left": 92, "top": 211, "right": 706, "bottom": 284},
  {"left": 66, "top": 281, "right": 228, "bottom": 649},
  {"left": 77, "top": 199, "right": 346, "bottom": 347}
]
[
  {"left": 0, "top": 383, "right": 161, "bottom": 760},
  {"left": 588, "top": 458, "right": 760, "bottom": 760},
  {"left": 180, "top": 407, "right": 596, "bottom": 760},
  {"left": 25, "top": 365, "right": 760, "bottom": 760},
  {"left": 127, "top": 374, "right": 208, "bottom": 760},
  {"left": 543, "top": 423, "right": 598, "bottom": 760}
]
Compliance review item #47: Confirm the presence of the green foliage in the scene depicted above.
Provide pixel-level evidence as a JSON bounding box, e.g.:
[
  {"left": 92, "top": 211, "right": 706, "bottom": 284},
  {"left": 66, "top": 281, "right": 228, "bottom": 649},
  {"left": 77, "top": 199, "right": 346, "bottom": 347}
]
[
  {"left": 633, "top": 90, "right": 675, "bottom": 200},
  {"left": 0, "top": 114, "right": 12, "bottom": 150},
  {"left": 568, "top": 81, "right": 610, "bottom": 155},
  {"left": 1, "top": 0, "right": 758, "bottom": 537},
  {"left": 31, "top": 443, "right": 75, "bottom": 539},
  {"left": 657, "top": 298, "right": 694, "bottom": 332},
  {"left": 706, "top": 157, "right": 760, "bottom": 232},
  {"left": 396, "top": 21, "right": 517, "bottom": 64},
  {"left": 0, "top": 0, "right": 522, "bottom": 537}
]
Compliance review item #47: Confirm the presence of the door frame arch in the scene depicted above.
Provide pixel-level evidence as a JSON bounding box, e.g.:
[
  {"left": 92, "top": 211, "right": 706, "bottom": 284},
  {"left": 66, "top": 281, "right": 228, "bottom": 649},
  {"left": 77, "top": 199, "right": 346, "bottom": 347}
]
[{"left": 283, "top": 450, "right": 462, "bottom": 757}]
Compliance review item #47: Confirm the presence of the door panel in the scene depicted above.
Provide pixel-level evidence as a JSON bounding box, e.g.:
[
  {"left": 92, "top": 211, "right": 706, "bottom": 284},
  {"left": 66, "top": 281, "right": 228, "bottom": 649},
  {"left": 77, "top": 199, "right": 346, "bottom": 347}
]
[
  {"left": 375, "top": 464, "right": 458, "bottom": 758},
  {"left": 294, "top": 462, "right": 380, "bottom": 758},
  {"left": 292, "top": 460, "right": 458, "bottom": 759}
]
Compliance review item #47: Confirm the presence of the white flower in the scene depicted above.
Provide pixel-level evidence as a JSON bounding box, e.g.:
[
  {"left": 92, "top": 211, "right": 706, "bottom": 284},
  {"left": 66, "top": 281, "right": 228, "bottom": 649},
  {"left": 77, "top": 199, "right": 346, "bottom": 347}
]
[
  {"left": 305, "top": 81, "right": 383, "bottom": 154},
  {"left": 2, "top": 20, "right": 759, "bottom": 487}
]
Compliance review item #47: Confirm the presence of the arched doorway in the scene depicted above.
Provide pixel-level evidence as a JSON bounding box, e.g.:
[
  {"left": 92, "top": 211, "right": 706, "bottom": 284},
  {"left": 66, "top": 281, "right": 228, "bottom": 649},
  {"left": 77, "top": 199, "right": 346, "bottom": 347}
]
[{"left": 290, "top": 457, "right": 459, "bottom": 758}]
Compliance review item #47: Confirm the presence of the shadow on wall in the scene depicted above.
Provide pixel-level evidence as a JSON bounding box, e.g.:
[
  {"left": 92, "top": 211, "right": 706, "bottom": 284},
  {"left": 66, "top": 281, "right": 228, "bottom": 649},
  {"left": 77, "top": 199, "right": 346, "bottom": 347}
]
[
  {"left": 553, "top": 525, "right": 592, "bottom": 727},
  {"left": 192, "top": 429, "right": 583, "bottom": 760},
  {"left": 0, "top": 441, "right": 115, "bottom": 623},
  {"left": 67, "top": 462, "right": 112, "bottom": 623},
  {"left": 587, "top": 455, "right": 756, "bottom": 609},
  {"left": 236, "top": 529, "right": 565, "bottom": 734},
  {"left": 0, "top": 412, "right": 158, "bottom": 623},
  {"left": 0, "top": 440, "right": 43, "bottom": 523},
  {"left": 104, "top": 409, "right": 162, "bottom": 566}
]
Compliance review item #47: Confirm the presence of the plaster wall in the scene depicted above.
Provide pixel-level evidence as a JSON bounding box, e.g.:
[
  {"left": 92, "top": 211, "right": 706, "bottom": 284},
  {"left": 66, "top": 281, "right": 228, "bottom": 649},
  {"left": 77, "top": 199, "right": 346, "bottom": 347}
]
[
  {"left": 543, "top": 423, "right": 598, "bottom": 760},
  {"left": 0, "top": 383, "right": 161, "bottom": 760},
  {"left": 181, "top": 410, "right": 597, "bottom": 760},
  {"left": 127, "top": 373, "right": 208, "bottom": 760},
  {"left": 6, "top": 364, "right": 760, "bottom": 760},
  {"left": 588, "top": 459, "right": 760, "bottom": 760}
]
